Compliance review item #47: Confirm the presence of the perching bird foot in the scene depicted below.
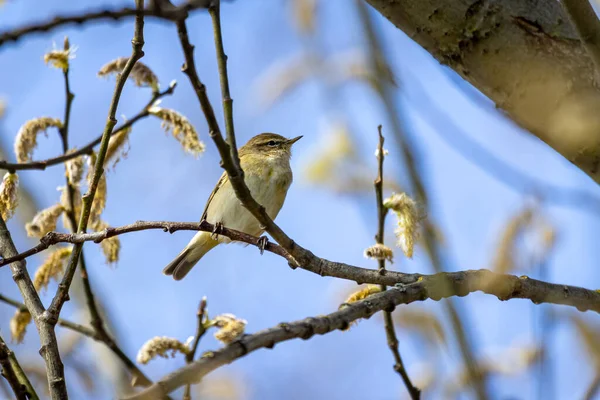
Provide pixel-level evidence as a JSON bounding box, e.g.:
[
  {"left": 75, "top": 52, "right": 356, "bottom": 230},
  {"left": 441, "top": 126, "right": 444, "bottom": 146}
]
[
  {"left": 211, "top": 222, "right": 224, "bottom": 240},
  {"left": 257, "top": 236, "right": 269, "bottom": 255}
]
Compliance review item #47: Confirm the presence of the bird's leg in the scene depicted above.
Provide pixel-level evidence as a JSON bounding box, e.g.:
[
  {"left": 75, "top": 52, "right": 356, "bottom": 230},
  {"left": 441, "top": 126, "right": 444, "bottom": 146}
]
[
  {"left": 211, "top": 222, "right": 224, "bottom": 240},
  {"left": 257, "top": 236, "right": 269, "bottom": 255}
]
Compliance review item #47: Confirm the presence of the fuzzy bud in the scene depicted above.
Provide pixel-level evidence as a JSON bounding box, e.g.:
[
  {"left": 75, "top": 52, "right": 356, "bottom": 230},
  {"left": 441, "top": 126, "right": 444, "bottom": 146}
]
[
  {"left": 363, "top": 243, "right": 394, "bottom": 263},
  {"left": 98, "top": 57, "right": 159, "bottom": 93},
  {"left": 14, "top": 117, "right": 62, "bottom": 163},
  {"left": 0, "top": 173, "right": 19, "bottom": 221},
  {"left": 212, "top": 314, "right": 247, "bottom": 344},
  {"left": 43, "top": 37, "right": 76, "bottom": 71},
  {"left": 383, "top": 193, "right": 422, "bottom": 258},
  {"left": 33, "top": 247, "right": 72, "bottom": 292},
  {"left": 10, "top": 309, "right": 31, "bottom": 344},
  {"left": 92, "top": 220, "right": 120, "bottom": 265},
  {"left": 148, "top": 106, "right": 205, "bottom": 157},
  {"left": 136, "top": 336, "right": 189, "bottom": 365},
  {"left": 26, "top": 204, "right": 64, "bottom": 238}
]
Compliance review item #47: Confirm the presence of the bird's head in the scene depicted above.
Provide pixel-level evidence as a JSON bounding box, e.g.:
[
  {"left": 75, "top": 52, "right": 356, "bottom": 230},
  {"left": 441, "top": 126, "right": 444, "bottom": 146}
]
[{"left": 239, "top": 132, "right": 303, "bottom": 159}]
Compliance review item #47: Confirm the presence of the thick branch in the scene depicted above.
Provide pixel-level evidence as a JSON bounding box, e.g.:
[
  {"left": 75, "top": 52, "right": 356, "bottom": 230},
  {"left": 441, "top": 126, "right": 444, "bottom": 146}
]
[
  {"left": 560, "top": 0, "right": 600, "bottom": 80},
  {"left": 365, "top": 0, "right": 600, "bottom": 184},
  {"left": 0, "top": 85, "right": 174, "bottom": 172}
]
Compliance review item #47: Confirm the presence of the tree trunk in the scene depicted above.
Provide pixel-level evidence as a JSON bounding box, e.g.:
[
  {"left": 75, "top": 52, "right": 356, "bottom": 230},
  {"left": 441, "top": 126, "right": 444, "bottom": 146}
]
[{"left": 367, "top": 0, "right": 600, "bottom": 184}]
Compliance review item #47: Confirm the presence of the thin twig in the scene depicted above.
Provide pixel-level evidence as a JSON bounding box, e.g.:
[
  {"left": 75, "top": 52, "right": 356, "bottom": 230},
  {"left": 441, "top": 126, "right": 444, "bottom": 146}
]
[
  {"left": 0, "top": 86, "right": 174, "bottom": 172},
  {"left": 584, "top": 372, "right": 600, "bottom": 400},
  {"left": 0, "top": 335, "right": 38, "bottom": 400},
  {"left": 374, "top": 126, "right": 419, "bottom": 399},
  {"left": 356, "top": 1, "right": 488, "bottom": 398},
  {"left": 177, "top": 0, "right": 358, "bottom": 301},
  {"left": 0, "top": 2, "right": 213, "bottom": 47},
  {"left": 56, "top": 48, "right": 153, "bottom": 390},
  {"left": 536, "top": 260, "right": 553, "bottom": 400},
  {"left": 183, "top": 297, "right": 208, "bottom": 400},
  {"left": 0, "top": 293, "right": 102, "bottom": 342},
  {"left": 0, "top": 291, "right": 168, "bottom": 394},
  {"left": 0, "top": 214, "right": 67, "bottom": 398},
  {"left": 176, "top": 15, "right": 298, "bottom": 254},
  {"left": 209, "top": 0, "right": 241, "bottom": 172},
  {"left": 0, "top": 220, "right": 293, "bottom": 267},
  {"left": 560, "top": 0, "right": 600, "bottom": 82},
  {"left": 47, "top": 0, "right": 146, "bottom": 321}
]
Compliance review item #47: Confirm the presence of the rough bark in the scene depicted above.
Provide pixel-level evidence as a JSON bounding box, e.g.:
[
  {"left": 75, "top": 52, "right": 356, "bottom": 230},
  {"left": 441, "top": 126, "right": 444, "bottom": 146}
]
[{"left": 367, "top": 0, "right": 600, "bottom": 184}]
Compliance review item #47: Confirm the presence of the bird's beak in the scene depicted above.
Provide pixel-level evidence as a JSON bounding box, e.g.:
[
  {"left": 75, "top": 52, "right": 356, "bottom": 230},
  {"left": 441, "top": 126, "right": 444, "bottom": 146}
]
[{"left": 287, "top": 135, "right": 303, "bottom": 145}]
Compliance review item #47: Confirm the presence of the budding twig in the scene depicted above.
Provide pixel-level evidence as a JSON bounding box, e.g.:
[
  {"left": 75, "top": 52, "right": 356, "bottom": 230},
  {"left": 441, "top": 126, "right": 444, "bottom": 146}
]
[
  {"left": 373, "top": 126, "right": 420, "bottom": 399},
  {"left": 356, "top": 1, "right": 488, "bottom": 398},
  {"left": 0, "top": 85, "right": 175, "bottom": 172},
  {"left": 183, "top": 297, "right": 209, "bottom": 400},
  {"left": 54, "top": 37, "right": 152, "bottom": 390},
  {"left": 0, "top": 2, "right": 213, "bottom": 47},
  {"left": 0, "top": 334, "right": 38, "bottom": 400}
]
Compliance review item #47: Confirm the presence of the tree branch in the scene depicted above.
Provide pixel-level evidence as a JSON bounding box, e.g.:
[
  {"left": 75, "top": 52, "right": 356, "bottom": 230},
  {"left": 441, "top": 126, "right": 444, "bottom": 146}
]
[
  {"left": 0, "top": 85, "right": 174, "bottom": 172},
  {"left": 126, "top": 282, "right": 475, "bottom": 399},
  {"left": 0, "top": 220, "right": 292, "bottom": 268},
  {"left": 54, "top": 49, "right": 154, "bottom": 390},
  {"left": 0, "top": 214, "right": 67, "bottom": 398},
  {"left": 183, "top": 297, "right": 208, "bottom": 400},
  {"left": 0, "top": 2, "right": 212, "bottom": 48},
  {"left": 374, "top": 126, "right": 419, "bottom": 399},
  {"left": 0, "top": 335, "right": 38, "bottom": 400},
  {"left": 0, "top": 294, "right": 97, "bottom": 339},
  {"left": 584, "top": 372, "right": 600, "bottom": 400},
  {"left": 1, "top": 220, "right": 599, "bottom": 313},
  {"left": 364, "top": 0, "right": 600, "bottom": 184},
  {"left": 560, "top": 0, "right": 600, "bottom": 81},
  {"left": 209, "top": 0, "right": 241, "bottom": 173},
  {"left": 47, "top": 0, "right": 147, "bottom": 322},
  {"left": 176, "top": 0, "right": 363, "bottom": 309}
]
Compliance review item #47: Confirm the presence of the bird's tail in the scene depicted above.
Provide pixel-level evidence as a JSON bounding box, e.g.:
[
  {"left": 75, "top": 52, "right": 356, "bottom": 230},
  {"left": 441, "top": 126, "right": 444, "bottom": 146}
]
[{"left": 163, "top": 232, "right": 219, "bottom": 280}]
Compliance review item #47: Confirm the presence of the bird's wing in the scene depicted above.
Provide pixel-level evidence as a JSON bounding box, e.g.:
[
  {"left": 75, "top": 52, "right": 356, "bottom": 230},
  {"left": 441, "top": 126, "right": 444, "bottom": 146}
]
[{"left": 201, "top": 171, "right": 229, "bottom": 222}]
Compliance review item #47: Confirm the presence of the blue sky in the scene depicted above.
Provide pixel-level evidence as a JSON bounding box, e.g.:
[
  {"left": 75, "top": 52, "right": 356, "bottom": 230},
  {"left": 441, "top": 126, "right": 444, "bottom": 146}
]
[{"left": 2, "top": 1, "right": 600, "bottom": 399}]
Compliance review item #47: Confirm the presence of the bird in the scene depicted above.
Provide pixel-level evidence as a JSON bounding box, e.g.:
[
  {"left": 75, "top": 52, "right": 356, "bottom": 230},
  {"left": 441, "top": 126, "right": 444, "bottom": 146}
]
[{"left": 163, "top": 132, "right": 302, "bottom": 280}]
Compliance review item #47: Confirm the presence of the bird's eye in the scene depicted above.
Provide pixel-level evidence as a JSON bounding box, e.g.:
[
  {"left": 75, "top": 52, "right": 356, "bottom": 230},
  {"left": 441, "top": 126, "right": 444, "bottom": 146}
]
[{"left": 267, "top": 140, "right": 278, "bottom": 147}]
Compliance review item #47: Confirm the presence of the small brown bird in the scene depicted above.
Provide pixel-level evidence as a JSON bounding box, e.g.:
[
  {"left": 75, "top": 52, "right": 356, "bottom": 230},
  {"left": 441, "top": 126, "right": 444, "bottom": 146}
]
[{"left": 163, "top": 133, "right": 302, "bottom": 280}]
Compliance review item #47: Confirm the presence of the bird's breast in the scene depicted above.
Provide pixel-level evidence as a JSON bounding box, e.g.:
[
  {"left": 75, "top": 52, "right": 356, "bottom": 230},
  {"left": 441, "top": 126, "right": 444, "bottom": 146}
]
[{"left": 206, "top": 156, "right": 293, "bottom": 236}]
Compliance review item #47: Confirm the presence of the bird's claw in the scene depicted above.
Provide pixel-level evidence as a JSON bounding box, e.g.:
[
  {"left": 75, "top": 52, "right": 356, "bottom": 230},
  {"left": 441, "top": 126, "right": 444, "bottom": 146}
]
[
  {"left": 211, "top": 222, "right": 224, "bottom": 240},
  {"left": 257, "top": 236, "right": 269, "bottom": 255}
]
